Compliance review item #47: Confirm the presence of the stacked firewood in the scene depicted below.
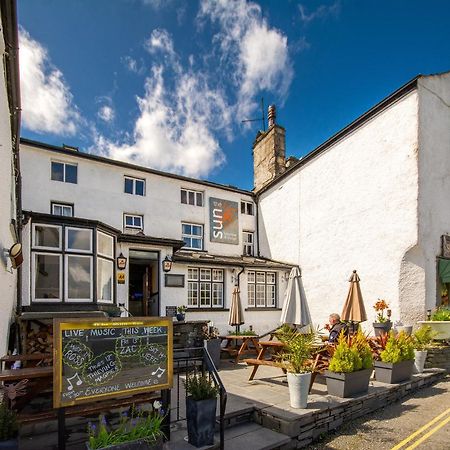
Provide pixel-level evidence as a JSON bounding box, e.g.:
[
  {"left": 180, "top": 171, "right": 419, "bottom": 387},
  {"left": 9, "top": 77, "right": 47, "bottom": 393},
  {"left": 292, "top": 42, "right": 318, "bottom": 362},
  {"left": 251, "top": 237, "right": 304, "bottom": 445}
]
[{"left": 26, "top": 324, "right": 53, "bottom": 354}]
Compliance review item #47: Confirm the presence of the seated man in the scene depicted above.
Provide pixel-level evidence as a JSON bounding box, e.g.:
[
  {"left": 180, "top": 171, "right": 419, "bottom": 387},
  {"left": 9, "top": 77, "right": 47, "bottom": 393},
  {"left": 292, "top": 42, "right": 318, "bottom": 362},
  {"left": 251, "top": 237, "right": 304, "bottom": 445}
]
[{"left": 328, "top": 313, "right": 348, "bottom": 343}]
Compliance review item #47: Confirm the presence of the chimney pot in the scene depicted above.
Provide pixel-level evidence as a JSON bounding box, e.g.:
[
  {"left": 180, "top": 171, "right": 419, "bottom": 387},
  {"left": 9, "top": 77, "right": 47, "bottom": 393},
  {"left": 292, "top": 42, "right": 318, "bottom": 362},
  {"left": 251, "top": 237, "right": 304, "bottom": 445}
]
[{"left": 268, "top": 105, "right": 276, "bottom": 128}]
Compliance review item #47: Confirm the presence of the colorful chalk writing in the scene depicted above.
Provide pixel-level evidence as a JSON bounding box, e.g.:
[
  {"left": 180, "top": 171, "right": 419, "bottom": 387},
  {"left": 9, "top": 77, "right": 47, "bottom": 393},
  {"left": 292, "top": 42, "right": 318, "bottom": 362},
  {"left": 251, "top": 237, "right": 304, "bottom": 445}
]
[{"left": 62, "top": 339, "right": 93, "bottom": 370}]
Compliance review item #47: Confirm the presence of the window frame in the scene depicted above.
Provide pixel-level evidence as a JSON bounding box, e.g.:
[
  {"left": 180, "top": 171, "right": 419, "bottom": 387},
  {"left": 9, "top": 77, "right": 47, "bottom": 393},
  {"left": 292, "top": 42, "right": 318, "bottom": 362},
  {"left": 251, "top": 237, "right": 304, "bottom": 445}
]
[
  {"left": 32, "top": 223, "right": 62, "bottom": 251},
  {"left": 181, "top": 188, "right": 204, "bottom": 207},
  {"left": 124, "top": 176, "right": 146, "bottom": 196},
  {"left": 187, "top": 267, "right": 224, "bottom": 309},
  {"left": 240, "top": 200, "right": 254, "bottom": 216},
  {"left": 123, "top": 213, "right": 144, "bottom": 231},
  {"left": 65, "top": 226, "right": 93, "bottom": 253},
  {"left": 243, "top": 231, "right": 254, "bottom": 256},
  {"left": 64, "top": 254, "right": 93, "bottom": 302},
  {"left": 247, "top": 270, "right": 277, "bottom": 308},
  {"left": 51, "top": 161, "right": 78, "bottom": 184},
  {"left": 31, "top": 252, "right": 63, "bottom": 302},
  {"left": 181, "top": 223, "right": 204, "bottom": 250},
  {"left": 96, "top": 230, "right": 115, "bottom": 303},
  {"left": 51, "top": 202, "right": 74, "bottom": 217}
]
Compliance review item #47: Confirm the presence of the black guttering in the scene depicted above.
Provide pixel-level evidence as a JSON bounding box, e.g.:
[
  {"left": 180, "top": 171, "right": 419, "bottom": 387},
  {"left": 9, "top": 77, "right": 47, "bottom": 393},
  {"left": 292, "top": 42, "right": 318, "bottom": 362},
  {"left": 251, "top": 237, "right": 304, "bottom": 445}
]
[
  {"left": 20, "top": 137, "right": 255, "bottom": 197},
  {"left": 256, "top": 75, "right": 421, "bottom": 196}
]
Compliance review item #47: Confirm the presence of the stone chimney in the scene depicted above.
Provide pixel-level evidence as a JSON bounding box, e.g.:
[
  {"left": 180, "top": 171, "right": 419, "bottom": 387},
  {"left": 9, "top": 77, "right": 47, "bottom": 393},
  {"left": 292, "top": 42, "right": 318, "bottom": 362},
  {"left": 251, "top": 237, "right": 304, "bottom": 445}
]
[{"left": 253, "top": 105, "right": 286, "bottom": 193}]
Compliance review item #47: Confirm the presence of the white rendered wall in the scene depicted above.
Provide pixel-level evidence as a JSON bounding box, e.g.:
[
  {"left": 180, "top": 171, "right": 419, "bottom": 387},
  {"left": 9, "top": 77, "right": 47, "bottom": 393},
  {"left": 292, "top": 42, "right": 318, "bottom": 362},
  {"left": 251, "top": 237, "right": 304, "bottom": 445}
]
[
  {"left": 260, "top": 91, "right": 420, "bottom": 330},
  {"left": 0, "top": 27, "right": 17, "bottom": 355}
]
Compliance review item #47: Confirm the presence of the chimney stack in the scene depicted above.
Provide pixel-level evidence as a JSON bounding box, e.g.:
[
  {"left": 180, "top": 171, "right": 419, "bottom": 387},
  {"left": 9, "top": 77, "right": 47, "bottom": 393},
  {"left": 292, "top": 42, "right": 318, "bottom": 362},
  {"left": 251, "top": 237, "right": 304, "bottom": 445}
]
[{"left": 252, "top": 105, "right": 286, "bottom": 193}]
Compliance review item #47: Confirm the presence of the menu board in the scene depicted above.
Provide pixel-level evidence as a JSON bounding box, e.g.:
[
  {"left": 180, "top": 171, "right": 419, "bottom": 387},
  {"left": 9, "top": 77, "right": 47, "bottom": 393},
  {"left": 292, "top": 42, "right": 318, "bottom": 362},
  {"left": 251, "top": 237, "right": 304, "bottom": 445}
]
[{"left": 53, "top": 317, "right": 173, "bottom": 408}]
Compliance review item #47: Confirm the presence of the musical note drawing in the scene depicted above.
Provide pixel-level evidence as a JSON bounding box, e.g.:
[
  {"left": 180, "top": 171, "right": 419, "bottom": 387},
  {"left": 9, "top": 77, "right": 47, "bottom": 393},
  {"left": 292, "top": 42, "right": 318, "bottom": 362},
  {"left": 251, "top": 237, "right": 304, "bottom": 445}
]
[
  {"left": 67, "top": 372, "right": 83, "bottom": 391},
  {"left": 151, "top": 367, "right": 166, "bottom": 378}
]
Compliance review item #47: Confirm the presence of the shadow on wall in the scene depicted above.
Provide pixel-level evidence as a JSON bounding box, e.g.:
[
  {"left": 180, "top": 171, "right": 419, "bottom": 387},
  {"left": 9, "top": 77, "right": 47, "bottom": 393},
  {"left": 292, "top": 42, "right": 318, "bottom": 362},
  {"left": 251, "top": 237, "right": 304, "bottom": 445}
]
[{"left": 399, "top": 245, "right": 426, "bottom": 326}]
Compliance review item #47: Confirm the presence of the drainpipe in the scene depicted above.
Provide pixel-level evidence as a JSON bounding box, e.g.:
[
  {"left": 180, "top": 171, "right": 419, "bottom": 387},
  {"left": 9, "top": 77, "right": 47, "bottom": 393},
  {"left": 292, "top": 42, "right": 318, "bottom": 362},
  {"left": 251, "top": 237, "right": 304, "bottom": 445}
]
[
  {"left": 255, "top": 193, "right": 261, "bottom": 257},
  {"left": 235, "top": 266, "right": 245, "bottom": 287}
]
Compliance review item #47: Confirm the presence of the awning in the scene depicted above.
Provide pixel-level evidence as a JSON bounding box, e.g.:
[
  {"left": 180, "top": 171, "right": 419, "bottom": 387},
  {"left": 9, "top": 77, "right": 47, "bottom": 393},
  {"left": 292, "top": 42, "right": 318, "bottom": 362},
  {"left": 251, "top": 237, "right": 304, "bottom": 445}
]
[{"left": 438, "top": 258, "right": 450, "bottom": 283}]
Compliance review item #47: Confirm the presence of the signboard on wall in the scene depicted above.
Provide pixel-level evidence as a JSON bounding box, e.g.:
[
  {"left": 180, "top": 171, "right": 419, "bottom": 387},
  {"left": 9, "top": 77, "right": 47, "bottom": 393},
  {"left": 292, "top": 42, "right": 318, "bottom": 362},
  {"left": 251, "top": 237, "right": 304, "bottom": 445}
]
[
  {"left": 53, "top": 317, "right": 173, "bottom": 407},
  {"left": 209, "top": 197, "right": 239, "bottom": 244}
]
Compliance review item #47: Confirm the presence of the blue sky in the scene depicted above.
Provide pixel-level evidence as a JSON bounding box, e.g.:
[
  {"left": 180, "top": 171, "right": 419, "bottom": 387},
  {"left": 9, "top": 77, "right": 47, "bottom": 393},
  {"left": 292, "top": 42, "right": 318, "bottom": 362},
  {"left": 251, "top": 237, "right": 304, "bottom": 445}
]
[{"left": 18, "top": 0, "right": 450, "bottom": 191}]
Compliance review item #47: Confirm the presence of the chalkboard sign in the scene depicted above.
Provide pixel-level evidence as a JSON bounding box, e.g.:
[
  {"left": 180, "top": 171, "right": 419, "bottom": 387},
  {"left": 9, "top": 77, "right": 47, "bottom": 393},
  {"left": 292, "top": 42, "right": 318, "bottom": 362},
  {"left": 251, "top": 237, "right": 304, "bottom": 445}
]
[{"left": 53, "top": 317, "right": 173, "bottom": 407}]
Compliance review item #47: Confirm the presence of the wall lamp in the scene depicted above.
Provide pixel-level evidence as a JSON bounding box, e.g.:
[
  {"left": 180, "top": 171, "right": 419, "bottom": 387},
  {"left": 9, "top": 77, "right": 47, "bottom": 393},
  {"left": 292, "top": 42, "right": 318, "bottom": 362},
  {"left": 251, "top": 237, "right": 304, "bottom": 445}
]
[
  {"left": 162, "top": 255, "right": 173, "bottom": 273},
  {"left": 117, "top": 253, "right": 127, "bottom": 270}
]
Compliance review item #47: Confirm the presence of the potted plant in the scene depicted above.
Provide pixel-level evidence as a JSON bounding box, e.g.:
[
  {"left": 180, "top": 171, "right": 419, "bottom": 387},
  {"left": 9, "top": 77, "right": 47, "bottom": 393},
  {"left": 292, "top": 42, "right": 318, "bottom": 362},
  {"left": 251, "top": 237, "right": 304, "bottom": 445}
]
[
  {"left": 0, "top": 402, "right": 18, "bottom": 450},
  {"left": 374, "top": 331, "right": 415, "bottom": 383},
  {"left": 86, "top": 403, "right": 165, "bottom": 449},
  {"left": 412, "top": 325, "right": 437, "bottom": 373},
  {"left": 276, "top": 328, "right": 315, "bottom": 409},
  {"left": 325, "top": 329, "right": 373, "bottom": 398},
  {"left": 372, "top": 299, "right": 392, "bottom": 336},
  {"left": 418, "top": 306, "right": 450, "bottom": 340},
  {"left": 184, "top": 372, "right": 219, "bottom": 448},
  {"left": 202, "top": 325, "right": 221, "bottom": 369},
  {"left": 176, "top": 305, "right": 187, "bottom": 322}
]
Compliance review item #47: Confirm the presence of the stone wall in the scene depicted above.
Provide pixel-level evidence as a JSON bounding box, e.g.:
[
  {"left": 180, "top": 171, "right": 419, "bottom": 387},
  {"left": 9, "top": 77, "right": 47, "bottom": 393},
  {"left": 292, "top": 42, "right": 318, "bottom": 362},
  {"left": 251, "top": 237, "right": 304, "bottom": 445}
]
[{"left": 425, "top": 345, "right": 450, "bottom": 372}]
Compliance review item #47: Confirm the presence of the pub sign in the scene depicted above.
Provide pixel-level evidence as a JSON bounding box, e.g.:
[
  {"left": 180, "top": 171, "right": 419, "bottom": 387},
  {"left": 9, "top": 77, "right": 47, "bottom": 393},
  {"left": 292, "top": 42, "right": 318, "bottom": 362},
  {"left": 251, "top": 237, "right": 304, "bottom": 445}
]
[{"left": 209, "top": 197, "right": 239, "bottom": 245}]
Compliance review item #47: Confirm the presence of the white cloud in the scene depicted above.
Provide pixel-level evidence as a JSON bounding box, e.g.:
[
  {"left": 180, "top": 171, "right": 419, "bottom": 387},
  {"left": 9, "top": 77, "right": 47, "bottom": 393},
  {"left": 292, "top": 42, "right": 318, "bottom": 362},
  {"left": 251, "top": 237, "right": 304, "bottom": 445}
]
[
  {"left": 199, "top": 0, "right": 293, "bottom": 118},
  {"left": 98, "top": 105, "right": 115, "bottom": 123},
  {"left": 145, "top": 29, "right": 175, "bottom": 56},
  {"left": 19, "top": 27, "right": 81, "bottom": 135},
  {"left": 298, "top": 1, "right": 340, "bottom": 24}
]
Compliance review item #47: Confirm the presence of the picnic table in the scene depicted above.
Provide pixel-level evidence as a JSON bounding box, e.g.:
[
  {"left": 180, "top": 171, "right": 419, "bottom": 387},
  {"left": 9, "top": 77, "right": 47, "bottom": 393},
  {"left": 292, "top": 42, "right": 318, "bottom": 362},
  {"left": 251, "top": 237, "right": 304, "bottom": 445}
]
[
  {"left": 220, "top": 335, "right": 260, "bottom": 363},
  {"left": 244, "top": 340, "right": 286, "bottom": 380}
]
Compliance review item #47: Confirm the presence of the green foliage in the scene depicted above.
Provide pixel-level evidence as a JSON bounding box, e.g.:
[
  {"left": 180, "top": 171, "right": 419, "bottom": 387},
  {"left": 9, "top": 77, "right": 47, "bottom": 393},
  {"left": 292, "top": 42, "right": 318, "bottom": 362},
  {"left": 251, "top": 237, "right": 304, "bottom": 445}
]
[
  {"left": 277, "top": 328, "right": 316, "bottom": 373},
  {"left": 227, "top": 329, "right": 256, "bottom": 336},
  {"left": 431, "top": 307, "right": 450, "bottom": 321},
  {"left": 0, "top": 402, "right": 17, "bottom": 441},
  {"left": 380, "top": 331, "right": 415, "bottom": 363},
  {"left": 177, "top": 305, "right": 187, "bottom": 313},
  {"left": 413, "top": 325, "right": 437, "bottom": 350},
  {"left": 184, "top": 372, "right": 219, "bottom": 401},
  {"left": 87, "top": 405, "right": 165, "bottom": 449},
  {"left": 351, "top": 329, "right": 373, "bottom": 370}
]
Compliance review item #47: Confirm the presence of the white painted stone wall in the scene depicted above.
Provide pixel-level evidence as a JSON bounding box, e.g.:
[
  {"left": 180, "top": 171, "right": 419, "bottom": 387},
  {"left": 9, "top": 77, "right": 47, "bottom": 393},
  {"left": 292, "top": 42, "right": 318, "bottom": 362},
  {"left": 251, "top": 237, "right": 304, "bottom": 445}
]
[
  {"left": 0, "top": 26, "right": 17, "bottom": 355},
  {"left": 260, "top": 91, "right": 420, "bottom": 331}
]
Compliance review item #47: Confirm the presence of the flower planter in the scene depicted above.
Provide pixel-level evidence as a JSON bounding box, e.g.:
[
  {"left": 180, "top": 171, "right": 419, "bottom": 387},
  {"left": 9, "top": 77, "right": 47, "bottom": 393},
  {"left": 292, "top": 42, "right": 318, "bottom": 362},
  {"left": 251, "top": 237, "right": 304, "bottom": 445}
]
[
  {"left": 413, "top": 350, "right": 427, "bottom": 374},
  {"left": 86, "top": 437, "right": 163, "bottom": 450},
  {"left": 287, "top": 372, "right": 311, "bottom": 409},
  {"left": 374, "top": 360, "right": 414, "bottom": 384},
  {"left": 186, "top": 397, "right": 216, "bottom": 447},
  {"left": 204, "top": 338, "right": 221, "bottom": 369},
  {"left": 176, "top": 313, "right": 185, "bottom": 322},
  {"left": 396, "top": 325, "right": 413, "bottom": 336},
  {"left": 417, "top": 321, "right": 450, "bottom": 340},
  {"left": 0, "top": 438, "right": 19, "bottom": 450},
  {"left": 373, "top": 321, "right": 392, "bottom": 336},
  {"left": 325, "top": 368, "right": 372, "bottom": 398}
]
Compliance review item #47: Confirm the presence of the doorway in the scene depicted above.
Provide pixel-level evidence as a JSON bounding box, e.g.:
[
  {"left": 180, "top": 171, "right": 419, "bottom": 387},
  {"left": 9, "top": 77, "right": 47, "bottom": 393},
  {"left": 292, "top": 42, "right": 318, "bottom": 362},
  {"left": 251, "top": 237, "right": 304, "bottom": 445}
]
[{"left": 128, "top": 250, "right": 159, "bottom": 317}]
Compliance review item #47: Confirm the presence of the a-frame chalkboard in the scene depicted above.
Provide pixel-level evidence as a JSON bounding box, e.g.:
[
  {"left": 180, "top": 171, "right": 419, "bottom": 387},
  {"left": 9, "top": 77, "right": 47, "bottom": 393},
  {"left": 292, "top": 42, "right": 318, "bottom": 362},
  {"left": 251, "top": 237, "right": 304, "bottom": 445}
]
[{"left": 53, "top": 317, "right": 173, "bottom": 408}]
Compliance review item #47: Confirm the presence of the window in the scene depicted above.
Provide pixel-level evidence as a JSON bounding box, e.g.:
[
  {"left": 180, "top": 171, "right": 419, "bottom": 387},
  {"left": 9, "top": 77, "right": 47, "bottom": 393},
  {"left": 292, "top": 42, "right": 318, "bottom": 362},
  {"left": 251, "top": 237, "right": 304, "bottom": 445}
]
[
  {"left": 65, "top": 254, "right": 92, "bottom": 301},
  {"left": 181, "top": 188, "right": 203, "bottom": 207},
  {"left": 243, "top": 231, "right": 254, "bottom": 256},
  {"left": 241, "top": 200, "right": 254, "bottom": 215},
  {"left": 182, "top": 223, "right": 203, "bottom": 250},
  {"left": 247, "top": 271, "right": 276, "bottom": 307},
  {"left": 51, "top": 161, "right": 77, "bottom": 184},
  {"left": 51, "top": 202, "right": 74, "bottom": 217},
  {"left": 187, "top": 268, "right": 224, "bottom": 308},
  {"left": 33, "top": 253, "right": 62, "bottom": 301},
  {"left": 33, "top": 224, "right": 62, "bottom": 250},
  {"left": 124, "top": 214, "right": 144, "bottom": 230},
  {"left": 65, "top": 227, "right": 92, "bottom": 253},
  {"left": 124, "top": 176, "right": 145, "bottom": 196},
  {"left": 96, "top": 231, "right": 114, "bottom": 303}
]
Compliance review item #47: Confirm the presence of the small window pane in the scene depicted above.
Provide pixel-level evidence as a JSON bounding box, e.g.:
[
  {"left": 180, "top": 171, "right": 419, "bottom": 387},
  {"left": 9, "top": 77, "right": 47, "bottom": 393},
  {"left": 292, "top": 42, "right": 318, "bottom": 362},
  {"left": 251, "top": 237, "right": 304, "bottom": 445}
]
[
  {"left": 188, "top": 282, "right": 198, "bottom": 306},
  {"left": 53, "top": 205, "right": 62, "bottom": 216},
  {"left": 188, "top": 268, "right": 198, "bottom": 281},
  {"left": 200, "top": 282, "right": 211, "bottom": 306},
  {"left": 97, "top": 258, "right": 113, "bottom": 302},
  {"left": 193, "top": 225, "right": 202, "bottom": 236},
  {"left": 267, "top": 285, "right": 276, "bottom": 307},
  {"left": 182, "top": 224, "right": 191, "bottom": 234},
  {"left": 135, "top": 180, "right": 144, "bottom": 196},
  {"left": 247, "top": 203, "right": 253, "bottom": 215},
  {"left": 248, "top": 284, "right": 255, "bottom": 306},
  {"left": 97, "top": 231, "right": 113, "bottom": 258},
  {"left": 248, "top": 271, "right": 255, "bottom": 283},
  {"left": 34, "top": 225, "right": 60, "bottom": 249},
  {"left": 67, "top": 228, "right": 92, "bottom": 252},
  {"left": 126, "top": 216, "right": 133, "bottom": 226},
  {"left": 35, "top": 254, "right": 60, "bottom": 300},
  {"left": 196, "top": 192, "right": 203, "bottom": 207},
  {"left": 181, "top": 190, "right": 187, "bottom": 204},
  {"left": 67, "top": 255, "right": 92, "bottom": 300},
  {"left": 256, "top": 284, "right": 265, "bottom": 306},
  {"left": 62, "top": 206, "right": 73, "bottom": 217},
  {"left": 191, "top": 238, "right": 202, "bottom": 249},
  {"left": 241, "top": 202, "right": 245, "bottom": 214},
  {"left": 256, "top": 272, "right": 265, "bottom": 284},
  {"left": 212, "top": 283, "right": 223, "bottom": 306},
  {"left": 200, "top": 269, "right": 211, "bottom": 281},
  {"left": 65, "top": 164, "right": 77, "bottom": 184},
  {"left": 267, "top": 273, "right": 276, "bottom": 284},
  {"left": 51, "top": 162, "right": 64, "bottom": 182},
  {"left": 124, "top": 178, "right": 133, "bottom": 194},
  {"left": 212, "top": 269, "right": 223, "bottom": 282},
  {"left": 188, "top": 191, "right": 195, "bottom": 205}
]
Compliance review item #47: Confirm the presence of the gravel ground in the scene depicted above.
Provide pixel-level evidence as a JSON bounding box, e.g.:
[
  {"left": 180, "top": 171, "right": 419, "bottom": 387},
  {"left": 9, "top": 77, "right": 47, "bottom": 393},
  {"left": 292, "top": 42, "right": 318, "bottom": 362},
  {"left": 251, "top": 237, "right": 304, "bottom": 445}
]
[{"left": 309, "top": 376, "right": 450, "bottom": 450}]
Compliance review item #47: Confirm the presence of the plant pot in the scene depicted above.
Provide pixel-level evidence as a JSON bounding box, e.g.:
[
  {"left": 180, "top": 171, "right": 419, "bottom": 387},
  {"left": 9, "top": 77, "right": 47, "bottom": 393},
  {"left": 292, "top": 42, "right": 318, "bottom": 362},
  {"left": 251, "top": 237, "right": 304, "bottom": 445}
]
[
  {"left": 325, "top": 368, "right": 372, "bottom": 398},
  {"left": 417, "top": 321, "right": 450, "bottom": 340},
  {"left": 373, "top": 321, "right": 392, "bottom": 336},
  {"left": 186, "top": 397, "right": 217, "bottom": 447},
  {"left": 0, "top": 438, "right": 19, "bottom": 450},
  {"left": 204, "top": 338, "right": 221, "bottom": 369},
  {"left": 176, "top": 313, "right": 185, "bottom": 322},
  {"left": 413, "top": 350, "right": 428, "bottom": 374},
  {"left": 286, "top": 372, "right": 311, "bottom": 409},
  {"left": 86, "top": 437, "right": 163, "bottom": 450},
  {"left": 396, "top": 325, "right": 413, "bottom": 336},
  {"left": 374, "top": 360, "right": 414, "bottom": 384}
]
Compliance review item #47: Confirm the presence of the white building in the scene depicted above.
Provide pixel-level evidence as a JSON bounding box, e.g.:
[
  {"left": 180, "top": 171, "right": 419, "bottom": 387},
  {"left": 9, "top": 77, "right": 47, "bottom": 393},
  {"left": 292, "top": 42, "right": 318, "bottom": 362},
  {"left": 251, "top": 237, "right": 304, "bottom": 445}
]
[
  {"left": 258, "top": 72, "right": 450, "bottom": 330},
  {"left": 0, "top": 0, "right": 21, "bottom": 356}
]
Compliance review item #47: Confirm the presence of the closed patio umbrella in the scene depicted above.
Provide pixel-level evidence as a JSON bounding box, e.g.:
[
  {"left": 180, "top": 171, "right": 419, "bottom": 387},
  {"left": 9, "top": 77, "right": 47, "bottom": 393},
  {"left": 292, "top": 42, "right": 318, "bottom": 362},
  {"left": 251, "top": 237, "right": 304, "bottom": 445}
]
[
  {"left": 280, "top": 267, "right": 312, "bottom": 329},
  {"left": 341, "top": 270, "right": 367, "bottom": 325},
  {"left": 229, "top": 286, "right": 244, "bottom": 334}
]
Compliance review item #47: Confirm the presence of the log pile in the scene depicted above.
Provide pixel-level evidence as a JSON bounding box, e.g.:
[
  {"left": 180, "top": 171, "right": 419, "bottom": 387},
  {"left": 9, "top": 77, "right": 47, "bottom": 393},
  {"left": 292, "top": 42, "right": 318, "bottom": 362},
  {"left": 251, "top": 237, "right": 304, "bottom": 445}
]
[{"left": 26, "top": 324, "right": 53, "bottom": 354}]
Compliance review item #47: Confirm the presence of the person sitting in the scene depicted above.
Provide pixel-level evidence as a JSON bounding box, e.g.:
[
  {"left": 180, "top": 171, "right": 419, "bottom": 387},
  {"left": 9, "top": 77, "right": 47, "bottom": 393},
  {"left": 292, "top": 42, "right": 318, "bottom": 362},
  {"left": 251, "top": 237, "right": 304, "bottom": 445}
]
[{"left": 328, "top": 313, "right": 348, "bottom": 343}]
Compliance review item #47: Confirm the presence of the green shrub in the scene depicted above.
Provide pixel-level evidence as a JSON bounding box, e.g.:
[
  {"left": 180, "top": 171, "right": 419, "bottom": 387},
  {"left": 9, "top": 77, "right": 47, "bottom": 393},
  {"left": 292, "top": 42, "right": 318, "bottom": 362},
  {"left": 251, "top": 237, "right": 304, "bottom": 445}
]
[
  {"left": 184, "top": 372, "right": 219, "bottom": 401},
  {"left": 329, "top": 337, "right": 361, "bottom": 373},
  {"left": 380, "top": 331, "right": 414, "bottom": 363},
  {"left": 351, "top": 329, "right": 373, "bottom": 370},
  {"left": 277, "top": 328, "right": 316, "bottom": 373},
  {"left": 413, "top": 325, "right": 437, "bottom": 350},
  {"left": 0, "top": 402, "right": 17, "bottom": 441},
  {"left": 431, "top": 307, "right": 450, "bottom": 321}
]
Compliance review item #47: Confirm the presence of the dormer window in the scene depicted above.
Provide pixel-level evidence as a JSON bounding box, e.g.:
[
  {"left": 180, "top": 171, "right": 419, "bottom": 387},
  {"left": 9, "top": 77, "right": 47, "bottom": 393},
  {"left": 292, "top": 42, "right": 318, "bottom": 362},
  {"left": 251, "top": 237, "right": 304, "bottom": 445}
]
[{"left": 124, "top": 176, "right": 145, "bottom": 196}]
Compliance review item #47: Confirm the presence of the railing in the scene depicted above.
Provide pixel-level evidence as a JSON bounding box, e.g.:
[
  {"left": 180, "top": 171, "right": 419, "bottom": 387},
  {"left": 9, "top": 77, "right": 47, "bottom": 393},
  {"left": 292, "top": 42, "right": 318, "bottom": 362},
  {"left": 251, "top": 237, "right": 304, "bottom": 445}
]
[{"left": 167, "top": 346, "right": 227, "bottom": 449}]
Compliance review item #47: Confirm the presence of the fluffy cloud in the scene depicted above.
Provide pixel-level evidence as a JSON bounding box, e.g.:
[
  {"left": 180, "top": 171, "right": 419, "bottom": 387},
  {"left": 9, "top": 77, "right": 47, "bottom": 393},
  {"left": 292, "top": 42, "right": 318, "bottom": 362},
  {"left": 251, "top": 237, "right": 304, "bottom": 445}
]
[
  {"left": 19, "top": 28, "right": 81, "bottom": 135},
  {"left": 98, "top": 105, "right": 115, "bottom": 123},
  {"left": 199, "top": 0, "right": 293, "bottom": 118},
  {"left": 145, "top": 29, "right": 175, "bottom": 56}
]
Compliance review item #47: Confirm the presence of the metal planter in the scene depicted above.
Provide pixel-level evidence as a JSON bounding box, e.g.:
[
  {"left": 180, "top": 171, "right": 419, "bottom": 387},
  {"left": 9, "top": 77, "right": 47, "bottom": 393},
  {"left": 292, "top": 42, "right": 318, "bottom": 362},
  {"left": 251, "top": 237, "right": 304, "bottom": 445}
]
[
  {"left": 186, "top": 397, "right": 217, "bottom": 447},
  {"left": 373, "top": 321, "right": 392, "bottom": 336},
  {"left": 374, "top": 360, "right": 414, "bottom": 384},
  {"left": 325, "top": 368, "right": 372, "bottom": 398}
]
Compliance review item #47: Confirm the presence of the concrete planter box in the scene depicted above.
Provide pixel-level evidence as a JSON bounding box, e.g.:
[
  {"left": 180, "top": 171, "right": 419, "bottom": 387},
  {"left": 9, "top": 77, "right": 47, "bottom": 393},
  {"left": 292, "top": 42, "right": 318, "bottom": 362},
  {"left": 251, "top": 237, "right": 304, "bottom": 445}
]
[
  {"left": 417, "top": 321, "right": 450, "bottom": 340},
  {"left": 374, "top": 360, "right": 414, "bottom": 384},
  {"left": 186, "top": 397, "right": 217, "bottom": 447},
  {"left": 325, "top": 368, "right": 372, "bottom": 398}
]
